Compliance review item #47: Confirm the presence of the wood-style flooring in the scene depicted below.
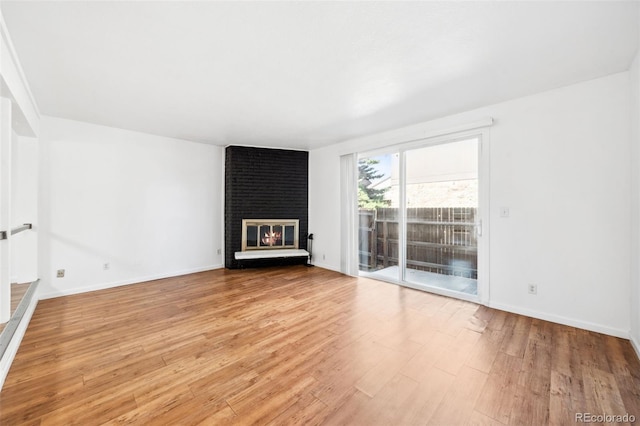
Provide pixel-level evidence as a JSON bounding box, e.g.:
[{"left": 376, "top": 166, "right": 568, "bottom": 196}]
[{"left": 1, "top": 266, "right": 638, "bottom": 425}]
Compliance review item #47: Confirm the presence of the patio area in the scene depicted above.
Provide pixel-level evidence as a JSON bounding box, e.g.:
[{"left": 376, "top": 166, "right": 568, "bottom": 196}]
[{"left": 359, "top": 207, "right": 478, "bottom": 297}]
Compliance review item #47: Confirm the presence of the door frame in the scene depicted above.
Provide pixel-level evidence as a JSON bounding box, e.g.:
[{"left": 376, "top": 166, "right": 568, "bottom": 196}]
[{"left": 357, "top": 128, "right": 490, "bottom": 304}]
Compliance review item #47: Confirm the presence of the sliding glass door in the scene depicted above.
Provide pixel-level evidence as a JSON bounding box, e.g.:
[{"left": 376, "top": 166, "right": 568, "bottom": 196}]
[
  {"left": 358, "top": 135, "right": 483, "bottom": 301},
  {"left": 404, "top": 138, "right": 479, "bottom": 296},
  {"left": 358, "top": 153, "right": 399, "bottom": 275}
]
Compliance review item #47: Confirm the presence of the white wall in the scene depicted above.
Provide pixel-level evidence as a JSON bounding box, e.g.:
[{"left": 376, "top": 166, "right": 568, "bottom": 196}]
[
  {"left": 310, "top": 72, "right": 631, "bottom": 337},
  {"left": 630, "top": 27, "right": 640, "bottom": 353},
  {"left": 38, "top": 117, "right": 223, "bottom": 298},
  {"left": 0, "top": 97, "right": 12, "bottom": 322},
  {"left": 0, "top": 15, "right": 41, "bottom": 389},
  {"left": 10, "top": 132, "right": 38, "bottom": 283}
]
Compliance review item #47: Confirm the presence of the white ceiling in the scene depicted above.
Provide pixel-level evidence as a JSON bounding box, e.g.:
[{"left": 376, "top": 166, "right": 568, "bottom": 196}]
[{"left": 1, "top": 1, "right": 638, "bottom": 150}]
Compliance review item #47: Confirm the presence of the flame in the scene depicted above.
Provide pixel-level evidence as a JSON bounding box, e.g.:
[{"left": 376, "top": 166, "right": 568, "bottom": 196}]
[{"left": 261, "top": 231, "right": 282, "bottom": 246}]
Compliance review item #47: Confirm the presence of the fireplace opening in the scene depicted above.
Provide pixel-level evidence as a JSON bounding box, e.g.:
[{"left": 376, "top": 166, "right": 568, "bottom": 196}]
[{"left": 242, "top": 219, "right": 299, "bottom": 251}]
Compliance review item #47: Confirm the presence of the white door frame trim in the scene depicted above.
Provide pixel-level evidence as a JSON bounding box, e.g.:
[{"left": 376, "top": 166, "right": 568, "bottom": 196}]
[{"left": 357, "top": 127, "right": 491, "bottom": 304}]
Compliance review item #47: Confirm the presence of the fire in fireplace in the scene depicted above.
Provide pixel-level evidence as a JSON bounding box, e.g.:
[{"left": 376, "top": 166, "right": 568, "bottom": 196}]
[{"left": 242, "top": 219, "right": 299, "bottom": 251}]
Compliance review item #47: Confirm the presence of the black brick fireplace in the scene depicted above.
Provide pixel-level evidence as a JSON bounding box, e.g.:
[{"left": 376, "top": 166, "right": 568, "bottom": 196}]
[{"left": 225, "top": 146, "right": 309, "bottom": 268}]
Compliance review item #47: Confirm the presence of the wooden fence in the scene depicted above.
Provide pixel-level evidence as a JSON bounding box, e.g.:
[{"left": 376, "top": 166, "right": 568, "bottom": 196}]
[{"left": 359, "top": 207, "right": 477, "bottom": 279}]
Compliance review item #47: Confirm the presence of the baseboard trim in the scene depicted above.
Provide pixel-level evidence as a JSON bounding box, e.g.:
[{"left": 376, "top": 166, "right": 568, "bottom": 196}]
[
  {"left": 630, "top": 334, "right": 640, "bottom": 362},
  {"left": 289, "top": 266, "right": 633, "bottom": 341},
  {"left": 487, "top": 301, "right": 629, "bottom": 339},
  {"left": 39, "top": 264, "right": 224, "bottom": 300},
  {"left": 309, "top": 262, "right": 342, "bottom": 274},
  {"left": 0, "top": 283, "right": 39, "bottom": 390}
]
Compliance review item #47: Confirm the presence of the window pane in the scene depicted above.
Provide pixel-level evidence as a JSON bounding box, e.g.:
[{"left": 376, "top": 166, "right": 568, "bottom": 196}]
[
  {"left": 405, "top": 138, "right": 478, "bottom": 295},
  {"left": 284, "top": 225, "right": 295, "bottom": 245},
  {"left": 247, "top": 225, "right": 258, "bottom": 247},
  {"left": 259, "top": 225, "right": 272, "bottom": 247},
  {"left": 358, "top": 153, "right": 399, "bottom": 273},
  {"left": 273, "top": 225, "right": 283, "bottom": 246}
]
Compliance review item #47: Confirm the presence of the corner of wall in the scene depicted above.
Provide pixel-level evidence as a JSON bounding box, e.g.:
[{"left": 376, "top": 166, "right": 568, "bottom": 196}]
[{"left": 630, "top": 36, "right": 640, "bottom": 351}]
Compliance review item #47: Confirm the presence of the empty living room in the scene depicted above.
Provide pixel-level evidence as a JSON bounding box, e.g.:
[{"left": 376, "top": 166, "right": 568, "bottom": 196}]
[{"left": 0, "top": 1, "right": 639, "bottom": 425}]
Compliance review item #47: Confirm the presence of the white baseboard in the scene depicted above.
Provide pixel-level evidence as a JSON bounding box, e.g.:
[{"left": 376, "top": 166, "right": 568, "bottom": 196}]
[
  {"left": 487, "top": 301, "right": 629, "bottom": 339},
  {"left": 298, "top": 266, "right": 636, "bottom": 344},
  {"left": 0, "top": 284, "right": 39, "bottom": 391},
  {"left": 630, "top": 334, "right": 640, "bottom": 362},
  {"left": 308, "top": 261, "right": 342, "bottom": 274},
  {"left": 39, "top": 264, "right": 224, "bottom": 300}
]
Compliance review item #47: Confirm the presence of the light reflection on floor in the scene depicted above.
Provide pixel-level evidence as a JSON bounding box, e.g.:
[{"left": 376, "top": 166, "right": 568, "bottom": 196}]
[{"left": 365, "top": 266, "right": 478, "bottom": 295}]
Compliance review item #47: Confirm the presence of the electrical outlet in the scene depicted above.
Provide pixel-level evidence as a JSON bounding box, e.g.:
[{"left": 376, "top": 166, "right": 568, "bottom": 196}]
[
  {"left": 103, "top": 263, "right": 110, "bottom": 270},
  {"left": 500, "top": 207, "right": 510, "bottom": 218},
  {"left": 57, "top": 269, "right": 65, "bottom": 278},
  {"left": 217, "top": 249, "right": 221, "bottom": 255},
  {"left": 323, "top": 254, "right": 326, "bottom": 260},
  {"left": 528, "top": 284, "right": 537, "bottom": 295}
]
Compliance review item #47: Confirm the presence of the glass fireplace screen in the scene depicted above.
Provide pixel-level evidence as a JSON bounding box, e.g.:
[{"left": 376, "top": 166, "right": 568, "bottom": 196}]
[{"left": 241, "top": 219, "right": 299, "bottom": 251}]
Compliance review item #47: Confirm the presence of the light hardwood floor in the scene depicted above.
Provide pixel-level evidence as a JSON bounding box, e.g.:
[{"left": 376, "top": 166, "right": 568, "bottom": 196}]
[{"left": 1, "top": 266, "right": 638, "bottom": 425}]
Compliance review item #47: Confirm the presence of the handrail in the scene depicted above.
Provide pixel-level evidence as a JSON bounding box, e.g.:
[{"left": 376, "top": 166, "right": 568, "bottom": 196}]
[
  {"left": 11, "top": 223, "right": 32, "bottom": 236},
  {"left": 0, "top": 279, "right": 39, "bottom": 360},
  {"left": 0, "top": 223, "right": 32, "bottom": 240}
]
